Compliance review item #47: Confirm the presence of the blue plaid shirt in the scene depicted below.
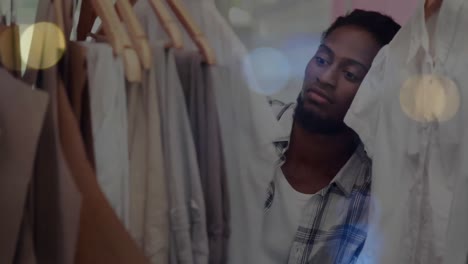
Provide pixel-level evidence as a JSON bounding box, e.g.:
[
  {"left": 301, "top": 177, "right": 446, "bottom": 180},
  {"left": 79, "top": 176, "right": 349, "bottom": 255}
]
[{"left": 265, "top": 101, "right": 372, "bottom": 264}]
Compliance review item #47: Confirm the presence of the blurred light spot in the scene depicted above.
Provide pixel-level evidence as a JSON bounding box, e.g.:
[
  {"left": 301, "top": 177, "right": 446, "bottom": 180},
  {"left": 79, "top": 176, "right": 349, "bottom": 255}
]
[
  {"left": 281, "top": 35, "right": 321, "bottom": 79},
  {"left": 400, "top": 74, "right": 459, "bottom": 122},
  {"left": 228, "top": 7, "right": 252, "bottom": 27},
  {"left": 0, "top": 25, "right": 22, "bottom": 71},
  {"left": 243, "top": 47, "right": 291, "bottom": 94},
  {"left": 20, "top": 22, "right": 66, "bottom": 70}
]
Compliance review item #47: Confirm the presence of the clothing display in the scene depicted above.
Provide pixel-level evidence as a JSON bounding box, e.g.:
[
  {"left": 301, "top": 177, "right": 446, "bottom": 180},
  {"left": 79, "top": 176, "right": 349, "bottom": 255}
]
[
  {"left": 13, "top": 0, "right": 151, "bottom": 262},
  {"left": 134, "top": 2, "right": 287, "bottom": 263},
  {"left": 344, "top": 0, "right": 468, "bottom": 263},
  {"left": 3, "top": 0, "right": 468, "bottom": 263},
  {"left": 4, "top": 0, "right": 278, "bottom": 263}
]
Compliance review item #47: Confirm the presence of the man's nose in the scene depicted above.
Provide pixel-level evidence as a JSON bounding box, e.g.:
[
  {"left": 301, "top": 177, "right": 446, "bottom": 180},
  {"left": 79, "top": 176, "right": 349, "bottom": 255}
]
[{"left": 317, "top": 66, "right": 338, "bottom": 89}]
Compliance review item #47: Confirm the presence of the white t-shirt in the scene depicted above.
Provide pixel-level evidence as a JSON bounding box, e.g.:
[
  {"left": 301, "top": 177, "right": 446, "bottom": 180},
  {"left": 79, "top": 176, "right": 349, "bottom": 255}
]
[{"left": 260, "top": 170, "right": 313, "bottom": 264}]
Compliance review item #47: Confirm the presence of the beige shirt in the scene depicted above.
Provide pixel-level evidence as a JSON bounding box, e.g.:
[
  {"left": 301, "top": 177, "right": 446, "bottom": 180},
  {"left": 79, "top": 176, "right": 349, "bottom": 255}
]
[{"left": 126, "top": 51, "right": 170, "bottom": 263}]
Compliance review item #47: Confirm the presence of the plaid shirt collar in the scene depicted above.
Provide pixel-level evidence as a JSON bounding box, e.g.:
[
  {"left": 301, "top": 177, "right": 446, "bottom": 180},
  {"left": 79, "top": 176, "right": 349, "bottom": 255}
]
[{"left": 271, "top": 135, "right": 365, "bottom": 196}]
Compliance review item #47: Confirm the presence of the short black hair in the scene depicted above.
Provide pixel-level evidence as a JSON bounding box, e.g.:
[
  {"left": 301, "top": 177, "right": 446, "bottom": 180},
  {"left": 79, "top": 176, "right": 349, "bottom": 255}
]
[{"left": 323, "top": 9, "right": 401, "bottom": 46}]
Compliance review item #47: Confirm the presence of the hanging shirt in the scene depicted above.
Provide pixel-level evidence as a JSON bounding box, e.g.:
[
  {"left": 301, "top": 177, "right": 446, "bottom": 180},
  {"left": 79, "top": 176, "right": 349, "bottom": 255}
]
[
  {"left": 174, "top": 50, "right": 229, "bottom": 264},
  {"left": 125, "top": 54, "right": 170, "bottom": 263},
  {"left": 152, "top": 45, "right": 209, "bottom": 264},
  {"left": 344, "top": 0, "right": 468, "bottom": 263},
  {"left": 80, "top": 42, "right": 131, "bottom": 228}
]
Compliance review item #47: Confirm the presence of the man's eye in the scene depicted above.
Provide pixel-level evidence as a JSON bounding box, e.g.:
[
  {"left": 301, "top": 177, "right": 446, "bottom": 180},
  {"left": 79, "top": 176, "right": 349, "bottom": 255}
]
[
  {"left": 315, "top": 56, "right": 327, "bottom": 66},
  {"left": 344, "top": 71, "right": 359, "bottom": 82}
]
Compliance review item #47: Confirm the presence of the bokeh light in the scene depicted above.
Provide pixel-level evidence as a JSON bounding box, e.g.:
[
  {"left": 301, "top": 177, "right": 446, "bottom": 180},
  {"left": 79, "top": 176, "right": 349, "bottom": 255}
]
[
  {"left": 281, "top": 35, "right": 320, "bottom": 80},
  {"left": 400, "top": 74, "right": 459, "bottom": 122},
  {"left": 243, "top": 47, "right": 291, "bottom": 94},
  {"left": 20, "top": 22, "right": 66, "bottom": 70}
]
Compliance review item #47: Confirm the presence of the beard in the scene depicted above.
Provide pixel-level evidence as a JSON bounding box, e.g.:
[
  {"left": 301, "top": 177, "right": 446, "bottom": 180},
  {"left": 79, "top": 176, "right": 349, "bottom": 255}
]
[{"left": 294, "top": 94, "right": 347, "bottom": 134}]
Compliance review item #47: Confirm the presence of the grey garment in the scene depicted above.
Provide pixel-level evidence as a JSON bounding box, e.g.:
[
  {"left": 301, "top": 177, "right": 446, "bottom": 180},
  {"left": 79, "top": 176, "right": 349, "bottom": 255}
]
[
  {"left": 0, "top": 69, "right": 48, "bottom": 264},
  {"left": 174, "top": 51, "right": 229, "bottom": 264},
  {"left": 125, "top": 63, "right": 170, "bottom": 261},
  {"left": 81, "top": 42, "right": 131, "bottom": 228},
  {"left": 152, "top": 45, "right": 209, "bottom": 264}
]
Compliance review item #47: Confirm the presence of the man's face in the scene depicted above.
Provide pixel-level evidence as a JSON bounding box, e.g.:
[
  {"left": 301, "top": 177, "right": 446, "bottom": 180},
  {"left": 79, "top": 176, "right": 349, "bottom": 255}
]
[{"left": 295, "top": 25, "right": 382, "bottom": 133}]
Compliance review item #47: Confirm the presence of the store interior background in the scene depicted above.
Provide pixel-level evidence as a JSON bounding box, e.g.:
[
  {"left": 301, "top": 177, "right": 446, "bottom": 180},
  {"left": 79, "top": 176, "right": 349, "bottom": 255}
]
[
  {"left": 3, "top": 0, "right": 418, "bottom": 103},
  {"left": 215, "top": 0, "right": 418, "bottom": 103}
]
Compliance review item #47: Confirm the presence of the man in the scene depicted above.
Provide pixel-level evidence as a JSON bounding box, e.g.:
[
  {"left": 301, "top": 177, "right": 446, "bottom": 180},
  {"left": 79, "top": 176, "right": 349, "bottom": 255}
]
[{"left": 260, "top": 10, "right": 400, "bottom": 263}]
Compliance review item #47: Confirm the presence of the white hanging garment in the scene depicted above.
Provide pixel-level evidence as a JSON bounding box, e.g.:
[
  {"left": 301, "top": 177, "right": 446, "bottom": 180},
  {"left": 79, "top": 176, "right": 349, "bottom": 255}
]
[
  {"left": 81, "top": 42, "right": 131, "bottom": 228},
  {"left": 344, "top": 0, "right": 468, "bottom": 263}
]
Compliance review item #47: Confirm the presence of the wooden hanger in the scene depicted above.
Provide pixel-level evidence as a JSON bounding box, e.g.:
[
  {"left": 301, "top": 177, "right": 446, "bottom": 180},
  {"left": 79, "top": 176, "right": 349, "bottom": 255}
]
[
  {"left": 79, "top": 0, "right": 142, "bottom": 82},
  {"left": 166, "top": 0, "right": 216, "bottom": 64},
  {"left": 115, "top": 0, "right": 152, "bottom": 70},
  {"left": 95, "top": 0, "right": 183, "bottom": 50},
  {"left": 76, "top": 0, "right": 96, "bottom": 41},
  {"left": 147, "top": 0, "right": 183, "bottom": 49},
  {"left": 424, "top": 0, "right": 442, "bottom": 20}
]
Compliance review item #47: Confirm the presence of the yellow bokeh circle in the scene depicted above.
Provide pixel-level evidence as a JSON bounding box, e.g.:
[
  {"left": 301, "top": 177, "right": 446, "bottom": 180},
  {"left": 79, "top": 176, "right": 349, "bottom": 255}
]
[
  {"left": 400, "top": 74, "right": 459, "bottom": 122},
  {"left": 20, "top": 22, "right": 66, "bottom": 70}
]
